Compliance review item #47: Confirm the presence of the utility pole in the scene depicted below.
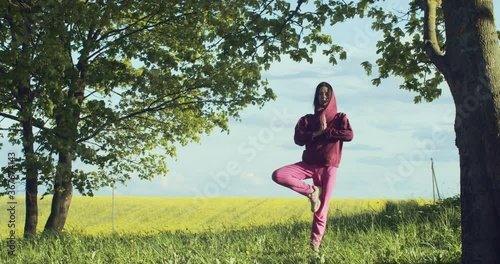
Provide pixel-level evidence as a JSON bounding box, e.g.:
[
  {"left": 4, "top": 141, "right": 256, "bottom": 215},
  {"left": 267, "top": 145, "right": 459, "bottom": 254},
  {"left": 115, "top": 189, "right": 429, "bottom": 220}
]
[
  {"left": 431, "top": 158, "right": 441, "bottom": 203},
  {"left": 112, "top": 184, "right": 115, "bottom": 234}
]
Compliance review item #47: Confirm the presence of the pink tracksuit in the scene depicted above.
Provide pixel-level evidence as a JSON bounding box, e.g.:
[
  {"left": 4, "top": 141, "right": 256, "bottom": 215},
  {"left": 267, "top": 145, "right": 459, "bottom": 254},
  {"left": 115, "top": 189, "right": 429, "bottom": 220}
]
[{"left": 272, "top": 87, "right": 353, "bottom": 248}]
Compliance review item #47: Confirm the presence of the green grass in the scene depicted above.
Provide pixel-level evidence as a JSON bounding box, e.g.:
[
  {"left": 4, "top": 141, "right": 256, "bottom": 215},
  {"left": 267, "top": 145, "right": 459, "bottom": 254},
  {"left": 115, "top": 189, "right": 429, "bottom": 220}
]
[{"left": 0, "top": 196, "right": 461, "bottom": 263}]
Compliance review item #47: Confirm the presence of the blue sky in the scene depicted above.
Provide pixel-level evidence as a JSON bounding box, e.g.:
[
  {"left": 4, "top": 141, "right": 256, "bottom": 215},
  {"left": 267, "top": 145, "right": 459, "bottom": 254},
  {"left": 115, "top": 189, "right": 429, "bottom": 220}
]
[{"left": 2, "top": 2, "right": 499, "bottom": 199}]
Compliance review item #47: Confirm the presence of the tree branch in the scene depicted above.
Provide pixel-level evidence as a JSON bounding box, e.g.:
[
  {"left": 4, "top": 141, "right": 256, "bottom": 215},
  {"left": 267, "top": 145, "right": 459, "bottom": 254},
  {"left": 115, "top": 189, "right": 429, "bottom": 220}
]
[
  {"left": 209, "top": 0, "right": 305, "bottom": 60},
  {"left": 88, "top": 11, "right": 202, "bottom": 62},
  {"left": 0, "top": 112, "right": 22, "bottom": 123},
  {"left": 0, "top": 112, "right": 50, "bottom": 131},
  {"left": 250, "top": 0, "right": 306, "bottom": 58},
  {"left": 0, "top": 127, "right": 23, "bottom": 132},
  {"left": 422, "top": 0, "right": 450, "bottom": 78},
  {"left": 75, "top": 95, "right": 244, "bottom": 143}
]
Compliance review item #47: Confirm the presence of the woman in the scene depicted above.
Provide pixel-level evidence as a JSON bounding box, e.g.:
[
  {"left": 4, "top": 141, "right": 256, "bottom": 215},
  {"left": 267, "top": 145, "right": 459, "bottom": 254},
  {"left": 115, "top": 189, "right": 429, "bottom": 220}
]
[{"left": 272, "top": 81, "right": 353, "bottom": 251}]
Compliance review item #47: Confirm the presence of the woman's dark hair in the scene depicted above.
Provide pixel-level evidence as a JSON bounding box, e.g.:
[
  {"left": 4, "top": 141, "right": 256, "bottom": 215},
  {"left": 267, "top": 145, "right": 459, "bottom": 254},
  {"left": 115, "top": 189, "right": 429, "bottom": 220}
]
[{"left": 313, "top": 82, "right": 333, "bottom": 110}]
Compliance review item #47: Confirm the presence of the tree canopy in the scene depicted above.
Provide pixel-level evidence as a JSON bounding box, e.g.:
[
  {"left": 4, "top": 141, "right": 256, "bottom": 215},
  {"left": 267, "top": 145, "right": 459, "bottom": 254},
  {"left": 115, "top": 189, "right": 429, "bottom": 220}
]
[{"left": 0, "top": 0, "right": 338, "bottom": 196}]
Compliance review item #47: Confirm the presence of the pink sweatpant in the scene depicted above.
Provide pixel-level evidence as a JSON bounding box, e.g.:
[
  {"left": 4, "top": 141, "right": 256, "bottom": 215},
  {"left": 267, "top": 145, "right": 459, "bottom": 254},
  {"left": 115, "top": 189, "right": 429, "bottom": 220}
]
[{"left": 272, "top": 161, "right": 337, "bottom": 247}]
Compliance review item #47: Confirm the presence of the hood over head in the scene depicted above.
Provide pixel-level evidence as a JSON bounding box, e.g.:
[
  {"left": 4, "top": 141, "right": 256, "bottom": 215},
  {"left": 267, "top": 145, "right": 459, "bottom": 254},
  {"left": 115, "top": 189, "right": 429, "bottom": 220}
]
[{"left": 314, "top": 82, "right": 337, "bottom": 122}]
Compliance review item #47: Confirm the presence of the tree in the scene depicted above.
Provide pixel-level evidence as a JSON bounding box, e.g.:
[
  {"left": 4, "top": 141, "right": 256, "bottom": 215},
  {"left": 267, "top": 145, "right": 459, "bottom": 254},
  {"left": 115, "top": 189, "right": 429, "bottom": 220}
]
[
  {"left": 0, "top": 0, "right": 337, "bottom": 235},
  {"left": 423, "top": 2, "right": 499, "bottom": 263},
  {"left": 364, "top": 1, "right": 499, "bottom": 262},
  {"left": 0, "top": 0, "right": 45, "bottom": 238}
]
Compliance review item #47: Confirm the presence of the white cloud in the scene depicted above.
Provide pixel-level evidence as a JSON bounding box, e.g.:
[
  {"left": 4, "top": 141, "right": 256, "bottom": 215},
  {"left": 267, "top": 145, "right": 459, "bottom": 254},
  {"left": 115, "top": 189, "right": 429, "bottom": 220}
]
[{"left": 239, "top": 172, "right": 267, "bottom": 186}]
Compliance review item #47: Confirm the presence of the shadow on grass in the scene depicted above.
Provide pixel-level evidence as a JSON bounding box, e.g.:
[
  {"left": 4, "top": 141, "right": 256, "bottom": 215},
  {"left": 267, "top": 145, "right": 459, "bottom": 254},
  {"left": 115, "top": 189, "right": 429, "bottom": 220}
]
[{"left": 328, "top": 196, "right": 461, "bottom": 235}]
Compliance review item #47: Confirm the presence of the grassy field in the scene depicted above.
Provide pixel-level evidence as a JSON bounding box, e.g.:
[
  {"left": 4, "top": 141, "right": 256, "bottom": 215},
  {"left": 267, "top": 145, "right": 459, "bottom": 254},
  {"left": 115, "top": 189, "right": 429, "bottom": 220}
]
[{"left": 0, "top": 196, "right": 461, "bottom": 263}]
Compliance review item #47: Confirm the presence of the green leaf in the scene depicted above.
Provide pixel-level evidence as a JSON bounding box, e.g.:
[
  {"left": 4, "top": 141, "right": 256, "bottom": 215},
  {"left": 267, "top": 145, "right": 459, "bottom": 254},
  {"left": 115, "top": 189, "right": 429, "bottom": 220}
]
[
  {"left": 339, "top": 51, "right": 347, "bottom": 60},
  {"left": 361, "top": 61, "right": 373, "bottom": 76}
]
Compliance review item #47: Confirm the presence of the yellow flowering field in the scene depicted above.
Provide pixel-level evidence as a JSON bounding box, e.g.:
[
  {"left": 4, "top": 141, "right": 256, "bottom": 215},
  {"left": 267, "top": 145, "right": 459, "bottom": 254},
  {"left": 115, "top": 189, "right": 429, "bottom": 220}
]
[{"left": 0, "top": 196, "right": 431, "bottom": 236}]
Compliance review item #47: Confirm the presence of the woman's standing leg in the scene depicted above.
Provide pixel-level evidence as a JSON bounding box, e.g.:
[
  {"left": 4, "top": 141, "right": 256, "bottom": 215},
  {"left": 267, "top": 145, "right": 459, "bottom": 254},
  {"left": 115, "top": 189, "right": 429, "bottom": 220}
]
[
  {"left": 272, "top": 162, "right": 315, "bottom": 196},
  {"left": 310, "top": 166, "right": 338, "bottom": 248}
]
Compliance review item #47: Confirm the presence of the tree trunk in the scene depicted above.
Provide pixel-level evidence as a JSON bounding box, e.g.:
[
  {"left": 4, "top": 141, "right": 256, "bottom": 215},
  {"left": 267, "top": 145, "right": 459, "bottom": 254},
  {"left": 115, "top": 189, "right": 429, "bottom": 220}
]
[
  {"left": 22, "top": 119, "right": 38, "bottom": 237},
  {"left": 438, "top": 1, "right": 500, "bottom": 263},
  {"left": 43, "top": 152, "right": 73, "bottom": 233},
  {"left": 9, "top": 2, "right": 39, "bottom": 238},
  {"left": 43, "top": 48, "right": 86, "bottom": 233}
]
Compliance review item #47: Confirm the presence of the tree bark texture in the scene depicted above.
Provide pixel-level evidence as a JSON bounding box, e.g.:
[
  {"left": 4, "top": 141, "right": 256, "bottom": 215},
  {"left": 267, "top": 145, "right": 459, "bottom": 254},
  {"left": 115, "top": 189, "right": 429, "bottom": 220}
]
[
  {"left": 43, "top": 153, "right": 73, "bottom": 232},
  {"left": 426, "top": 0, "right": 500, "bottom": 262},
  {"left": 22, "top": 118, "right": 38, "bottom": 237}
]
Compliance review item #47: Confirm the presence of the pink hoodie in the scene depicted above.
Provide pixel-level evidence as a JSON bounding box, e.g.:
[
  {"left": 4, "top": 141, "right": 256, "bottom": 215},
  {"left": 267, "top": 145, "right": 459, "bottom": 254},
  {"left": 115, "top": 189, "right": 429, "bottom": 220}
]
[{"left": 294, "top": 88, "right": 353, "bottom": 167}]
